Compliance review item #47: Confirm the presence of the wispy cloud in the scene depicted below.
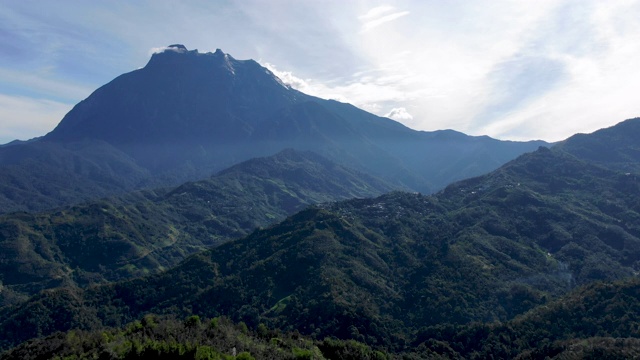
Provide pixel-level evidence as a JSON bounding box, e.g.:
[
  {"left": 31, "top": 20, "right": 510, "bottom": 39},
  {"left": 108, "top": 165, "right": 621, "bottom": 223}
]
[
  {"left": 359, "top": 5, "right": 396, "bottom": 20},
  {"left": 149, "top": 46, "right": 188, "bottom": 55},
  {"left": 359, "top": 5, "right": 410, "bottom": 32},
  {"left": 0, "top": 67, "right": 94, "bottom": 103},
  {"left": 0, "top": 94, "right": 72, "bottom": 144},
  {"left": 464, "top": 1, "right": 640, "bottom": 141},
  {"left": 262, "top": 62, "right": 311, "bottom": 91},
  {"left": 470, "top": 55, "right": 568, "bottom": 130},
  {"left": 261, "top": 61, "right": 419, "bottom": 119}
]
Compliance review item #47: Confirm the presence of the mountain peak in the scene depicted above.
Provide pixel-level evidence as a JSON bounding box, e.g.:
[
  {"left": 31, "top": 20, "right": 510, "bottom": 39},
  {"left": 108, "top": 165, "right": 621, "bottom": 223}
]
[
  {"left": 153, "top": 44, "right": 192, "bottom": 55},
  {"left": 145, "top": 45, "right": 239, "bottom": 71},
  {"left": 45, "top": 43, "right": 304, "bottom": 149},
  {"left": 150, "top": 45, "right": 233, "bottom": 58}
]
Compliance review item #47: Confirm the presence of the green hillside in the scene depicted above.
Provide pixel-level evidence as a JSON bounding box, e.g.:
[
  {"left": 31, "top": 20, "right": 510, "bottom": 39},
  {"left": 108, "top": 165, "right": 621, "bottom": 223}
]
[
  {"left": 0, "top": 314, "right": 390, "bottom": 360},
  {"left": 411, "top": 277, "right": 640, "bottom": 359},
  {"left": 0, "top": 150, "right": 392, "bottom": 305},
  {"left": 2, "top": 146, "right": 639, "bottom": 352},
  {"left": 555, "top": 117, "right": 640, "bottom": 174},
  {"left": 4, "top": 279, "right": 640, "bottom": 359}
]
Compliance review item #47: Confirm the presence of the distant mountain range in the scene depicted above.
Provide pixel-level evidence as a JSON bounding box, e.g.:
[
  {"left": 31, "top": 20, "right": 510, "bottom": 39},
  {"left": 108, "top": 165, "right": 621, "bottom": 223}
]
[
  {"left": 2, "top": 117, "right": 639, "bottom": 354},
  {"left": 0, "top": 45, "right": 545, "bottom": 214}
]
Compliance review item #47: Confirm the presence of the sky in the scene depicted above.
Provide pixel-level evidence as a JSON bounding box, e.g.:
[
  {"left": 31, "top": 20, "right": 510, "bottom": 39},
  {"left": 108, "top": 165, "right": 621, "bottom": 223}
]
[{"left": 2, "top": 0, "right": 640, "bottom": 145}]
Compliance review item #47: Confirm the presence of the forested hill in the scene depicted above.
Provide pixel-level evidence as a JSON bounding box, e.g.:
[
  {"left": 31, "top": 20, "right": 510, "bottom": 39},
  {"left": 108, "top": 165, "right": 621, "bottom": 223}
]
[
  {"left": 555, "top": 117, "right": 640, "bottom": 174},
  {"left": 409, "top": 277, "right": 640, "bottom": 359},
  {"left": 0, "top": 314, "right": 391, "bottom": 360},
  {"left": 2, "top": 145, "right": 639, "bottom": 352},
  {"left": 0, "top": 149, "right": 392, "bottom": 306},
  {"left": 3, "top": 279, "right": 640, "bottom": 359}
]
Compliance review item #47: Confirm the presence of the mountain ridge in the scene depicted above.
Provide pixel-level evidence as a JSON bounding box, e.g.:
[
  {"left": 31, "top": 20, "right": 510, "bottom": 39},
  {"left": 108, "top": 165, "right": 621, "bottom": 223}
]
[
  {"left": 3, "top": 136, "right": 640, "bottom": 350},
  {"left": 0, "top": 149, "right": 392, "bottom": 305},
  {"left": 0, "top": 45, "right": 546, "bottom": 213},
  {"left": 554, "top": 117, "right": 640, "bottom": 174}
]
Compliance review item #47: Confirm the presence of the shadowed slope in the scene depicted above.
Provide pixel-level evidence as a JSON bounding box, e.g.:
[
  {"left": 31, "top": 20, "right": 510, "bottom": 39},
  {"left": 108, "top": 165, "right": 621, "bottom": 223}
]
[{"left": 0, "top": 150, "right": 393, "bottom": 305}]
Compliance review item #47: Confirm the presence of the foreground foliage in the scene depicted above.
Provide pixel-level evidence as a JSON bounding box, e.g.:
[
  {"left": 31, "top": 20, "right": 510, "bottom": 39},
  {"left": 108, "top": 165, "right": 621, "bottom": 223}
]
[
  {"left": 3, "top": 279, "right": 640, "bottom": 359},
  {"left": 0, "top": 315, "right": 388, "bottom": 360},
  {"left": 410, "top": 278, "right": 640, "bottom": 358}
]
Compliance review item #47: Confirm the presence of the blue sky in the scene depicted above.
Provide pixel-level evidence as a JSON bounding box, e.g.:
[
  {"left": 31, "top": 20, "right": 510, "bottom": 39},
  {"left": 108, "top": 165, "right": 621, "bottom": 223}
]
[{"left": 2, "top": 0, "right": 640, "bottom": 144}]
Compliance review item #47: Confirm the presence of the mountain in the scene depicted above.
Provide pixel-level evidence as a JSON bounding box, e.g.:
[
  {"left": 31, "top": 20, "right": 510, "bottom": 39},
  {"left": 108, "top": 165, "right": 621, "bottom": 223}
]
[
  {"left": 2, "top": 139, "right": 639, "bottom": 351},
  {"left": 44, "top": 46, "right": 304, "bottom": 171},
  {"left": 0, "top": 140, "right": 154, "bottom": 213},
  {"left": 0, "top": 45, "right": 546, "bottom": 213},
  {"left": 554, "top": 117, "right": 640, "bottom": 174},
  {"left": 0, "top": 149, "right": 392, "bottom": 305}
]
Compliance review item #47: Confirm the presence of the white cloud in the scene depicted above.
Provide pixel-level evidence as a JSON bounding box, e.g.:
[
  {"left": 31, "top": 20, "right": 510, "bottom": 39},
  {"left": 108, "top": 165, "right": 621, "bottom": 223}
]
[
  {"left": 0, "top": 95, "right": 72, "bottom": 144},
  {"left": 464, "top": 0, "right": 640, "bottom": 141},
  {"left": 344, "top": 0, "right": 640, "bottom": 141},
  {"left": 386, "top": 107, "right": 413, "bottom": 121},
  {"left": 359, "top": 5, "right": 396, "bottom": 20},
  {"left": 359, "top": 6, "right": 410, "bottom": 32},
  {"left": 262, "top": 62, "right": 310, "bottom": 90},
  {"left": 149, "top": 46, "right": 188, "bottom": 55},
  {"left": 149, "top": 46, "right": 176, "bottom": 56},
  {"left": 260, "top": 61, "right": 419, "bottom": 118}
]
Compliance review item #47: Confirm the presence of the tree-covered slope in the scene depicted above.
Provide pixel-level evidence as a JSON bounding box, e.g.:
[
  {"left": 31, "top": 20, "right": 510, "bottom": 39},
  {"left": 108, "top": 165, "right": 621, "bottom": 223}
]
[
  {"left": 0, "top": 150, "right": 392, "bottom": 305},
  {"left": 4, "top": 280, "right": 640, "bottom": 359},
  {"left": 410, "top": 277, "right": 640, "bottom": 359},
  {"left": 2, "top": 147, "right": 639, "bottom": 351},
  {"left": 438, "top": 146, "right": 640, "bottom": 286},
  {"left": 0, "top": 140, "right": 153, "bottom": 214},
  {"left": 554, "top": 117, "right": 640, "bottom": 174},
  {"left": 0, "top": 314, "right": 391, "bottom": 360}
]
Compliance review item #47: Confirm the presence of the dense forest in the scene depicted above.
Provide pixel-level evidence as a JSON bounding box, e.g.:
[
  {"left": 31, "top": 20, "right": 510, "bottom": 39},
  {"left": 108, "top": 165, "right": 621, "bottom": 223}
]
[
  {"left": 3, "top": 136, "right": 640, "bottom": 357},
  {"left": 0, "top": 149, "right": 392, "bottom": 305},
  {"left": 0, "top": 315, "right": 390, "bottom": 360},
  {"left": 3, "top": 278, "right": 640, "bottom": 359}
]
